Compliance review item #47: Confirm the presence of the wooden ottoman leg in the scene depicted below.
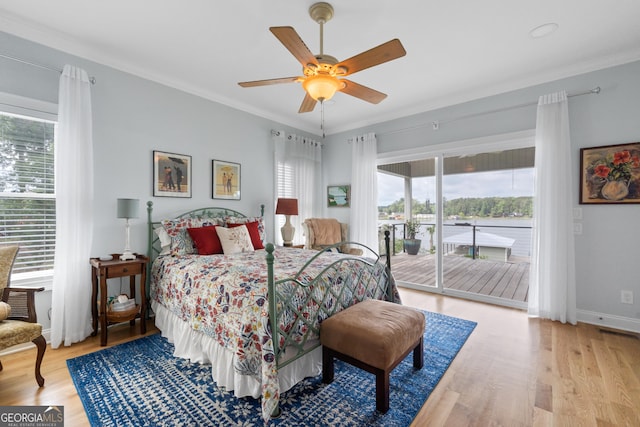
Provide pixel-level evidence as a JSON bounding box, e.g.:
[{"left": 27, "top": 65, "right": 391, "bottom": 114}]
[
  {"left": 322, "top": 346, "right": 335, "bottom": 384},
  {"left": 413, "top": 336, "right": 424, "bottom": 369},
  {"left": 376, "top": 369, "right": 390, "bottom": 413}
]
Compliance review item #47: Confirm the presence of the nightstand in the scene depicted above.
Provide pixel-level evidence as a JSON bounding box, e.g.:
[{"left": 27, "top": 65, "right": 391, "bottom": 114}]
[{"left": 90, "top": 254, "right": 149, "bottom": 346}]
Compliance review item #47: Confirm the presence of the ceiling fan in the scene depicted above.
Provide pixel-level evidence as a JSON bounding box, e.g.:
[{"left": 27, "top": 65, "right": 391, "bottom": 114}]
[{"left": 238, "top": 2, "right": 407, "bottom": 114}]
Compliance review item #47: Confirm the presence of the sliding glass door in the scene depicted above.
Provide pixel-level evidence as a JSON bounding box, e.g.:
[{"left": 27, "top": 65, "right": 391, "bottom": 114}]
[
  {"left": 378, "top": 156, "right": 440, "bottom": 290},
  {"left": 377, "top": 131, "right": 534, "bottom": 308}
]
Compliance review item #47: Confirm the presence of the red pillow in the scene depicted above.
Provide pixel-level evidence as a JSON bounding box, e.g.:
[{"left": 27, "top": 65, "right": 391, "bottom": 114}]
[
  {"left": 228, "top": 221, "right": 265, "bottom": 249},
  {"left": 187, "top": 226, "right": 223, "bottom": 255}
]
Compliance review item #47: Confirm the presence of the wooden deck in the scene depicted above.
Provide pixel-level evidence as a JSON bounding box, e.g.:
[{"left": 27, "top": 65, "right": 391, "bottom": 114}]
[{"left": 390, "top": 253, "right": 530, "bottom": 303}]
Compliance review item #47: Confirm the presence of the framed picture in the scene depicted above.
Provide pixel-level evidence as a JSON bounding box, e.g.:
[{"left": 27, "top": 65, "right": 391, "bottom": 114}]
[
  {"left": 153, "top": 150, "right": 191, "bottom": 198},
  {"left": 327, "top": 185, "right": 351, "bottom": 207},
  {"left": 580, "top": 142, "right": 640, "bottom": 204},
  {"left": 212, "top": 159, "right": 241, "bottom": 200}
]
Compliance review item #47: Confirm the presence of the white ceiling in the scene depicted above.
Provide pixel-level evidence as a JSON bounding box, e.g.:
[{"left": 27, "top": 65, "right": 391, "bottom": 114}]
[{"left": 1, "top": 1, "right": 639, "bottom": 136}]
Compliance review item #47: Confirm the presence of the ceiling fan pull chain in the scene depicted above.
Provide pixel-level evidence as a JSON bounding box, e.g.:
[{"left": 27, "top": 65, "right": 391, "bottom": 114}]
[{"left": 321, "top": 101, "right": 325, "bottom": 138}]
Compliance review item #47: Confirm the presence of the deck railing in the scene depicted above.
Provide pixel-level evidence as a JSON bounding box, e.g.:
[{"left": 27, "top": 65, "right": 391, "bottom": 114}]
[{"left": 380, "top": 221, "right": 532, "bottom": 260}]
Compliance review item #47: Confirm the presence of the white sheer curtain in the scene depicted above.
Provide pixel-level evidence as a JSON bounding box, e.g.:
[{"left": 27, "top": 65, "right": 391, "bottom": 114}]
[
  {"left": 51, "top": 65, "right": 94, "bottom": 347},
  {"left": 528, "top": 91, "right": 577, "bottom": 324},
  {"left": 349, "top": 132, "right": 379, "bottom": 252},
  {"left": 273, "top": 131, "right": 321, "bottom": 246}
]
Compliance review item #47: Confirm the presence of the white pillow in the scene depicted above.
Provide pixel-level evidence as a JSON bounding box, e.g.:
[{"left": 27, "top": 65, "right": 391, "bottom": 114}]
[
  {"left": 154, "top": 226, "right": 172, "bottom": 255},
  {"left": 0, "top": 301, "right": 11, "bottom": 321},
  {"left": 216, "top": 225, "right": 254, "bottom": 254}
]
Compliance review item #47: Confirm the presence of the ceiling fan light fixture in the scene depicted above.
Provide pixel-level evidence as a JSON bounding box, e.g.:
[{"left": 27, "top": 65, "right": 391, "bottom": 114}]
[{"left": 302, "top": 74, "right": 343, "bottom": 101}]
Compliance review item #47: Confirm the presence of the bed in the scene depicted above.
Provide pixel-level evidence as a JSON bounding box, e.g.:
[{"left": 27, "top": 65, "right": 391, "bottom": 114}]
[{"left": 146, "top": 202, "right": 397, "bottom": 422}]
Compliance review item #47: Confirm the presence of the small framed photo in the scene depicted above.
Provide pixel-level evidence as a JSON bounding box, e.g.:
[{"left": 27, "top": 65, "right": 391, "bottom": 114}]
[
  {"left": 327, "top": 185, "right": 350, "bottom": 207},
  {"left": 212, "top": 159, "right": 241, "bottom": 200},
  {"left": 153, "top": 150, "right": 191, "bottom": 198},
  {"left": 579, "top": 142, "right": 640, "bottom": 204}
]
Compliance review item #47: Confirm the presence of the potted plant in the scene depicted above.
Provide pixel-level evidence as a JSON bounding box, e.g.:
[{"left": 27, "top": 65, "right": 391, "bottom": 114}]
[{"left": 403, "top": 219, "right": 422, "bottom": 255}]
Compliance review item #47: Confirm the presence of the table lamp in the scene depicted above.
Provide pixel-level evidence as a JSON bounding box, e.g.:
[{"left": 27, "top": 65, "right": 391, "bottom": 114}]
[
  {"left": 117, "top": 198, "right": 140, "bottom": 260},
  {"left": 275, "top": 198, "right": 298, "bottom": 247}
]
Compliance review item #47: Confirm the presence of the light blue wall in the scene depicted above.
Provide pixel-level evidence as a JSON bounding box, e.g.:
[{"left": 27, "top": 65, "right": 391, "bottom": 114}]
[{"left": 323, "top": 60, "right": 640, "bottom": 329}]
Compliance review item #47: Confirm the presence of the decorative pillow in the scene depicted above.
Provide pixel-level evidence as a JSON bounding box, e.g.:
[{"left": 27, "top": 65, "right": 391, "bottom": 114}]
[
  {"left": 228, "top": 221, "right": 264, "bottom": 249},
  {"left": 0, "top": 301, "right": 11, "bottom": 321},
  {"left": 187, "top": 226, "right": 223, "bottom": 255},
  {"left": 162, "top": 218, "right": 222, "bottom": 256},
  {"left": 216, "top": 225, "right": 254, "bottom": 254},
  {"left": 154, "top": 226, "right": 172, "bottom": 255},
  {"left": 226, "top": 216, "right": 266, "bottom": 245}
]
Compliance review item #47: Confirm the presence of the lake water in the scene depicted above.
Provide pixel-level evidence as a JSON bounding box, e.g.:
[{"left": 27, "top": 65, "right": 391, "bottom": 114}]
[{"left": 379, "top": 218, "right": 533, "bottom": 256}]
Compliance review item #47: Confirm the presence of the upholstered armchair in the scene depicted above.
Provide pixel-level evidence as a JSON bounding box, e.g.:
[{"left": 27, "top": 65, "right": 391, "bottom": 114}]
[
  {"left": 301, "top": 218, "right": 363, "bottom": 256},
  {"left": 0, "top": 246, "right": 46, "bottom": 387}
]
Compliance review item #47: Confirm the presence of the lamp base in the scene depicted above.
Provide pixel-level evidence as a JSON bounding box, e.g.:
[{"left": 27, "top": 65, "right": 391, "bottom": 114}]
[
  {"left": 281, "top": 217, "right": 295, "bottom": 247},
  {"left": 120, "top": 251, "right": 136, "bottom": 261}
]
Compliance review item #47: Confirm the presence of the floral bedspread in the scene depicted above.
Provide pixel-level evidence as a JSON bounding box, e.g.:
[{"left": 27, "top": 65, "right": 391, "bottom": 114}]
[{"left": 150, "top": 248, "right": 395, "bottom": 422}]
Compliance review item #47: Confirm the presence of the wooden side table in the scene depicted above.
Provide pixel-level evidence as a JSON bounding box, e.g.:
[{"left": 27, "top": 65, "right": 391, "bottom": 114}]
[{"left": 90, "top": 254, "right": 149, "bottom": 346}]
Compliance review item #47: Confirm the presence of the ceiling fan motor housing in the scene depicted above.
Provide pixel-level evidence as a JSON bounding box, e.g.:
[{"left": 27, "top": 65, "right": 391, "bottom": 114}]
[{"left": 309, "top": 2, "right": 334, "bottom": 24}]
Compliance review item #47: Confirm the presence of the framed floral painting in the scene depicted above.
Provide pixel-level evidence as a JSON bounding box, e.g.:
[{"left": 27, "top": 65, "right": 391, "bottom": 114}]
[{"left": 580, "top": 142, "right": 640, "bottom": 204}]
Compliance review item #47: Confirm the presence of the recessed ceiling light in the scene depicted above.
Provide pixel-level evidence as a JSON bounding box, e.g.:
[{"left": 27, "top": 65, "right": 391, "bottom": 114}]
[{"left": 529, "top": 23, "right": 559, "bottom": 38}]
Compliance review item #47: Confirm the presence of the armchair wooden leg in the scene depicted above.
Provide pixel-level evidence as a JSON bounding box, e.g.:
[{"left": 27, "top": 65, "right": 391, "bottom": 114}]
[{"left": 32, "top": 335, "right": 46, "bottom": 387}]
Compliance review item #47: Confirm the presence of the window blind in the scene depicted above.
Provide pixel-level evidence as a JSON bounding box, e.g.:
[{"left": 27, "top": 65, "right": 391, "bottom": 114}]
[{"left": 0, "top": 112, "right": 56, "bottom": 275}]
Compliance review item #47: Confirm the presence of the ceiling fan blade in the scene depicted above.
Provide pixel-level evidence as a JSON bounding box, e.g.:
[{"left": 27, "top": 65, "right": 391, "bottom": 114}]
[
  {"left": 298, "top": 93, "right": 317, "bottom": 113},
  {"left": 340, "top": 79, "right": 387, "bottom": 104},
  {"left": 270, "top": 26, "right": 318, "bottom": 67},
  {"left": 238, "top": 77, "right": 300, "bottom": 87},
  {"left": 337, "top": 39, "right": 406, "bottom": 76}
]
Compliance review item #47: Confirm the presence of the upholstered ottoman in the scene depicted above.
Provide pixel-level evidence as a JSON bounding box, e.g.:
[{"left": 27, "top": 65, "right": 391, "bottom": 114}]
[{"left": 320, "top": 299, "right": 425, "bottom": 412}]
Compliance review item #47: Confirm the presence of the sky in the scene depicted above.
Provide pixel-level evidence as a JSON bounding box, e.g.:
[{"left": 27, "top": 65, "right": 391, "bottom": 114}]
[{"left": 377, "top": 168, "right": 534, "bottom": 206}]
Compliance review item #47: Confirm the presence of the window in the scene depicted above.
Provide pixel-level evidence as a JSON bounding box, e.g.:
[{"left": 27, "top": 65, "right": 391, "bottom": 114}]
[
  {"left": 274, "top": 134, "right": 321, "bottom": 245},
  {"left": 0, "top": 100, "right": 57, "bottom": 285}
]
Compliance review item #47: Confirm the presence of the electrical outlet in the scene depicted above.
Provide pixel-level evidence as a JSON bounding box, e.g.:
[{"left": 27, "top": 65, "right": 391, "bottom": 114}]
[
  {"left": 573, "top": 223, "right": 582, "bottom": 235},
  {"left": 621, "top": 290, "right": 633, "bottom": 304},
  {"left": 573, "top": 207, "right": 583, "bottom": 220}
]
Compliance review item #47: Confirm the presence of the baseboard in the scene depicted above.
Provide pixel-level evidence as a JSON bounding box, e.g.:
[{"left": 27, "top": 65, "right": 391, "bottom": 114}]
[
  {"left": 576, "top": 310, "right": 640, "bottom": 334},
  {"left": 398, "top": 282, "right": 640, "bottom": 334}
]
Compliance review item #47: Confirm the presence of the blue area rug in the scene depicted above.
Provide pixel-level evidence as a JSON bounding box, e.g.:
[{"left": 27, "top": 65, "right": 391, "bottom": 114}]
[{"left": 67, "top": 311, "right": 476, "bottom": 426}]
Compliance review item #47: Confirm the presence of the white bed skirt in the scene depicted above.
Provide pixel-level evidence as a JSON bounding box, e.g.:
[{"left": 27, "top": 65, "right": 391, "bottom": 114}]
[{"left": 151, "top": 301, "right": 323, "bottom": 399}]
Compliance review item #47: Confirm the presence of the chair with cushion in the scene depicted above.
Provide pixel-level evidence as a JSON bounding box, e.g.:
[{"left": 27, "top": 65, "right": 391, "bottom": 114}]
[
  {"left": 301, "top": 218, "right": 363, "bottom": 256},
  {"left": 0, "top": 245, "right": 46, "bottom": 386}
]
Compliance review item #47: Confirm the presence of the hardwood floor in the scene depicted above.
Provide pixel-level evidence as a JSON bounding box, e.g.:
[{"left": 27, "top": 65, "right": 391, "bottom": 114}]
[{"left": 1, "top": 291, "right": 639, "bottom": 426}]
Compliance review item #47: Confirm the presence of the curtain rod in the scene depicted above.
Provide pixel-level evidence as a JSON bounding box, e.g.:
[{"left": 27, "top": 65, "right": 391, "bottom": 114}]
[
  {"left": 0, "top": 53, "right": 96, "bottom": 84},
  {"left": 381, "top": 86, "right": 600, "bottom": 136}
]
